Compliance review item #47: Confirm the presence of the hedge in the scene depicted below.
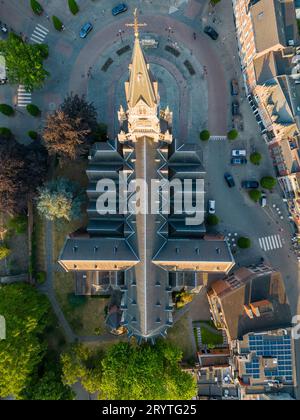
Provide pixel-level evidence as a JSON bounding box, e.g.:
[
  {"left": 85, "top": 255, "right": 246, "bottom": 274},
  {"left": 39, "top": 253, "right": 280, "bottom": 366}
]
[
  {"left": 68, "top": 0, "right": 79, "bottom": 15},
  {"left": 0, "top": 104, "right": 15, "bottom": 116},
  {"left": 26, "top": 104, "right": 41, "bottom": 117}
]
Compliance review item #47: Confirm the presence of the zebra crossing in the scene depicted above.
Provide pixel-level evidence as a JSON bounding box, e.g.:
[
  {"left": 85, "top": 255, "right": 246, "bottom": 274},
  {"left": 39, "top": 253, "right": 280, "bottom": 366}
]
[
  {"left": 210, "top": 136, "right": 227, "bottom": 141},
  {"left": 30, "top": 24, "right": 49, "bottom": 44},
  {"left": 17, "top": 85, "right": 31, "bottom": 107},
  {"left": 258, "top": 234, "right": 283, "bottom": 252}
]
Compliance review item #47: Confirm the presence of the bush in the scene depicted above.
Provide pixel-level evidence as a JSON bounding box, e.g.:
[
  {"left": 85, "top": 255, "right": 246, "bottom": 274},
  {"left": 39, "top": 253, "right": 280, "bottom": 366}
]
[
  {"left": 68, "top": 0, "right": 79, "bottom": 15},
  {"left": 30, "top": 0, "right": 43, "bottom": 15},
  {"left": 200, "top": 130, "right": 210, "bottom": 141},
  {"left": 26, "top": 104, "right": 41, "bottom": 117},
  {"left": 0, "top": 127, "right": 12, "bottom": 138},
  {"left": 227, "top": 129, "right": 238, "bottom": 140},
  {"left": 52, "top": 16, "right": 63, "bottom": 31},
  {"left": 250, "top": 152, "right": 262, "bottom": 165},
  {"left": 237, "top": 237, "right": 251, "bottom": 249},
  {"left": 67, "top": 293, "right": 87, "bottom": 308},
  {"left": 0, "top": 104, "right": 15, "bottom": 116},
  {"left": 7, "top": 215, "right": 27, "bottom": 234},
  {"left": 206, "top": 214, "right": 219, "bottom": 226},
  {"left": 248, "top": 189, "right": 262, "bottom": 203},
  {"left": 0, "top": 245, "right": 11, "bottom": 260},
  {"left": 261, "top": 176, "right": 276, "bottom": 190},
  {"left": 36, "top": 271, "right": 47, "bottom": 285},
  {"left": 28, "top": 130, "right": 38, "bottom": 140}
]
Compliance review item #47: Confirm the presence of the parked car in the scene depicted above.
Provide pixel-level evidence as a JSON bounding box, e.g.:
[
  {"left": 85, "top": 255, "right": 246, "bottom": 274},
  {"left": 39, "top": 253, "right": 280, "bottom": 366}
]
[
  {"left": 231, "top": 79, "right": 239, "bottom": 96},
  {"left": 260, "top": 193, "right": 267, "bottom": 207},
  {"left": 224, "top": 173, "right": 235, "bottom": 188},
  {"left": 241, "top": 180, "right": 259, "bottom": 189},
  {"left": 231, "top": 157, "right": 247, "bottom": 165},
  {"left": 232, "top": 149, "right": 246, "bottom": 157},
  {"left": 232, "top": 100, "right": 240, "bottom": 116},
  {"left": 208, "top": 200, "right": 216, "bottom": 214},
  {"left": 79, "top": 22, "right": 93, "bottom": 38},
  {"left": 204, "top": 26, "right": 219, "bottom": 40},
  {"left": 112, "top": 3, "right": 128, "bottom": 16}
]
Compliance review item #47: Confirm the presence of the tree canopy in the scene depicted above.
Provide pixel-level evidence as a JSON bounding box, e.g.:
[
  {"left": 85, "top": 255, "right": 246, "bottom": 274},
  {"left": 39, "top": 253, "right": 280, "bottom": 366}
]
[
  {"left": 37, "top": 178, "right": 84, "bottom": 222},
  {"left": 0, "top": 33, "right": 49, "bottom": 91},
  {"left": 261, "top": 176, "right": 276, "bottom": 190},
  {"left": 0, "top": 283, "right": 50, "bottom": 399},
  {"left": 43, "top": 94, "right": 97, "bottom": 162}
]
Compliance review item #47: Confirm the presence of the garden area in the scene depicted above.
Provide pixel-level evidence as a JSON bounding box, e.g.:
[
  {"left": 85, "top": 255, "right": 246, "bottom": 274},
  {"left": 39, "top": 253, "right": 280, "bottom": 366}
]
[
  {"left": 193, "top": 321, "right": 224, "bottom": 350},
  {"left": 54, "top": 271, "right": 109, "bottom": 337}
]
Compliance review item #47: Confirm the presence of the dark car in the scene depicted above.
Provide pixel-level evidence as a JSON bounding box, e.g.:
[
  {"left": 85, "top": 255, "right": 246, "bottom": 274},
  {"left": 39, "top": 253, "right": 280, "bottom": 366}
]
[
  {"left": 224, "top": 173, "right": 235, "bottom": 188},
  {"left": 241, "top": 180, "right": 259, "bottom": 189},
  {"left": 204, "top": 26, "right": 219, "bottom": 40},
  {"left": 232, "top": 100, "right": 240, "bottom": 116},
  {"left": 112, "top": 3, "right": 128, "bottom": 16},
  {"left": 80, "top": 22, "right": 93, "bottom": 39},
  {"left": 231, "top": 157, "right": 247, "bottom": 165},
  {"left": 231, "top": 79, "right": 239, "bottom": 96}
]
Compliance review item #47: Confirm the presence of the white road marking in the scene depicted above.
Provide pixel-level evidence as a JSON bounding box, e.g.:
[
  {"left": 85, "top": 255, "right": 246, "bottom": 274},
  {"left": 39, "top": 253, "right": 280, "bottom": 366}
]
[{"left": 258, "top": 234, "right": 284, "bottom": 252}]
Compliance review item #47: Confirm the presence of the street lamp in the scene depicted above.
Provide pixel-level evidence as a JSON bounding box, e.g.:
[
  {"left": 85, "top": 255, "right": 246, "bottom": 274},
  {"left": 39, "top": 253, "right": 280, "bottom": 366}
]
[{"left": 117, "top": 29, "right": 125, "bottom": 43}]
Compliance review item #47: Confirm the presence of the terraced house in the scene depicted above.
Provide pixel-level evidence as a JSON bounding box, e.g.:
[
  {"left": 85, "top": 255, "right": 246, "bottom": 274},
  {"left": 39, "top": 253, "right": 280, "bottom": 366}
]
[{"left": 59, "top": 17, "right": 235, "bottom": 341}]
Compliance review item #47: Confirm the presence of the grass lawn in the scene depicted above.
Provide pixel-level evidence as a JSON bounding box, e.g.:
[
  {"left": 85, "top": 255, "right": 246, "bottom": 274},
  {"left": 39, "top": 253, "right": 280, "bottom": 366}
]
[
  {"left": 200, "top": 323, "right": 223, "bottom": 347},
  {"left": 166, "top": 314, "right": 195, "bottom": 361},
  {"left": 53, "top": 271, "right": 108, "bottom": 336},
  {"left": 33, "top": 209, "right": 46, "bottom": 272}
]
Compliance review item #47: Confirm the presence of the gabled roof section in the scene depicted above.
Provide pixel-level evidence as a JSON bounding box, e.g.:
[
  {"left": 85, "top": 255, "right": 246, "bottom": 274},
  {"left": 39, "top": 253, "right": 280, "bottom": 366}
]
[{"left": 125, "top": 36, "right": 158, "bottom": 108}]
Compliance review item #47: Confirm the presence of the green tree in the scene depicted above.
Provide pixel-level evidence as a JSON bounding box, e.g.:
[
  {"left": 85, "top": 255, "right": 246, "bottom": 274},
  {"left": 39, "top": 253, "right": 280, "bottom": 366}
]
[
  {"left": 250, "top": 152, "right": 262, "bottom": 165},
  {"left": 200, "top": 130, "right": 210, "bottom": 141},
  {"left": 0, "top": 245, "right": 10, "bottom": 260},
  {"left": 28, "top": 130, "right": 38, "bottom": 140},
  {"left": 26, "top": 104, "right": 41, "bottom": 117},
  {"left": 237, "top": 237, "right": 251, "bottom": 249},
  {"left": 30, "top": 0, "right": 43, "bottom": 15},
  {"left": 99, "top": 341, "right": 197, "bottom": 400},
  {"left": 68, "top": 0, "right": 79, "bottom": 15},
  {"left": 0, "top": 104, "right": 14, "bottom": 116},
  {"left": 0, "top": 283, "right": 50, "bottom": 398},
  {"left": 37, "top": 178, "right": 84, "bottom": 222},
  {"left": 206, "top": 214, "right": 219, "bottom": 226},
  {"left": 7, "top": 215, "right": 27, "bottom": 234},
  {"left": 52, "top": 16, "right": 64, "bottom": 31},
  {"left": 227, "top": 129, "right": 238, "bottom": 140},
  {"left": 0, "top": 33, "right": 49, "bottom": 91},
  {"left": 261, "top": 176, "right": 276, "bottom": 190},
  {"left": 248, "top": 189, "right": 262, "bottom": 202},
  {"left": 0, "top": 127, "right": 12, "bottom": 138}
]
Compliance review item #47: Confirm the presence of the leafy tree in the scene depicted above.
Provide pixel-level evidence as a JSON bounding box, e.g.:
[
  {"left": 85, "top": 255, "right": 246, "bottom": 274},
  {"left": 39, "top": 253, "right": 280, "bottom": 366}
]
[
  {"left": 26, "top": 104, "right": 41, "bottom": 117},
  {"left": 250, "top": 152, "right": 262, "bottom": 165},
  {"left": 227, "top": 129, "right": 238, "bottom": 140},
  {"left": 99, "top": 341, "right": 197, "bottom": 400},
  {"left": 30, "top": 0, "right": 43, "bottom": 15},
  {"left": 37, "top": 178, "right": 84, "bottom": 222},
  {"left": 94, "top": 123, "right": 108, "bottom": 142},
  {"left": 68, "top": 0, "right": 79, "bottom": 15},
  {"left": 52, "top": 16, "right": 63, "bottom": 31},
  {"left": 7, "top": 215, "right": 27, "bottom": 234},
  {"left": 175, "top": 290, "right": 193, "bottom": 309},
  {"left": 61, "top": 345, "right": 103, "bottom": 394},
  {"left": 248, "top": 189, "right": 262, "bottom": 202},
  {"left": 237, "top": 237, "right": 251, "bottom": 249},
  {"left": 43, "top": 94, "right": 97, "bottom": 161},
  {"left": 261, "top": 176, "right": 276, "bottom": 190},
  {"left": 0, "top": 127, "right": 12, "bottom": 138},
  {"left": 0, "top": 33, "right": 49, "bottom": 91},
  {"left": 200, "top": 130, "right": 210, "bottom": 141},
  {"left": 206, "top": 214, "right": 219, "bottom": 226},
  {"left": 0, "top": 245, "right": 10, "bottom": 260},
  {"left": 0, "top": 104, "right": 14, "bottom": 116},
  {"left": 0, "top": 283, "right": 50, "bottom": 399},
  {"left": 28, "top": 130, "right": 38, "bottom": 140}
]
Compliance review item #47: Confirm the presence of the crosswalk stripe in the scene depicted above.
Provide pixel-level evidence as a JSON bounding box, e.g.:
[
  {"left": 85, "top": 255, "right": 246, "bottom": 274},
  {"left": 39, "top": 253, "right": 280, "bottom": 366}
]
[
  {"left": 258, "top": 234, "right": 283, "bottom": 252},
  {"left": 270, "top": 236, "right": 276, "bottom": 249},
  {"left": 32, "top": 32, "right": 45, "bottom": 40},
  {"left": 35, "top": 27, "right": 48, "bottom": 36},
  {"left": 277, "top": 235, "right": 283, "bottom": 248},
  {"left": 259, "top": 238, "right": 263, "bottom": 249},
  {"left": 273, "top": 235, "right": 279, "bottom": 248},
  {"left": 37, "top": 24, "right": 49, "bottom": 33},
  {"left": 263, "top": 237, "right": 270, "bottom": 251}
]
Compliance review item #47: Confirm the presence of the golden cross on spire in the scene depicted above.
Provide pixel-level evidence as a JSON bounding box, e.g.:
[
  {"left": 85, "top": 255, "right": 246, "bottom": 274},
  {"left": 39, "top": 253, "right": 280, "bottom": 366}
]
[{"left": 126, "top": 8, "right": 147, "bottom": 38}]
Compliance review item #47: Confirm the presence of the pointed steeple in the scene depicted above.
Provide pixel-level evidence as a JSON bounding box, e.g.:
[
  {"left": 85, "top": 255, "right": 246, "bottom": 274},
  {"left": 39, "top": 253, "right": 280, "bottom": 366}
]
[{"left": 125, "top": 9, "right": 158, "bottom": 108}]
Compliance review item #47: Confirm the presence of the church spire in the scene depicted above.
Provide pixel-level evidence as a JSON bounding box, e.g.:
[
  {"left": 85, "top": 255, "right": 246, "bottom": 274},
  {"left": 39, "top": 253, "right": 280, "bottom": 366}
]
[{"left": 125, "top": 9, "right": 157, "bottom": 108}]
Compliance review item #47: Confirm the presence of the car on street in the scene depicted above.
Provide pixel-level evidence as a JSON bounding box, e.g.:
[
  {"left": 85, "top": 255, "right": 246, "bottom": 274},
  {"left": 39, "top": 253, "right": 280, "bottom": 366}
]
[
  {"left": 232, "top": 100, "right": 240, "bottom": 116},
  {"left": 232, "top": 149, "right": 246, "bottom": 157},
  {"left": 80, "top": 22, "right": 93, "bottom": 38},
  {"left": 208, "top": 200, "right": 216, "bottom": 214},
  {"left": 231, "top": 157, "right": 247, "bottom": 165},
  {"left": 260, "top": 193, "right": 267, "bottom": 207},
  {"left": 241, "top": 180, "right": 259, "bottom": 189},
  {"left": 224, "top": 173, "right": 235, "bottom": 188},
  {"left": 230, "top": 79, "right": 239, "bottom": 96},
  {"left": 112, "top": 3, "right": 128, "bottom": 16},
  {"left": 203, "top": 26, "right": 219, "bottom": 40}
]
